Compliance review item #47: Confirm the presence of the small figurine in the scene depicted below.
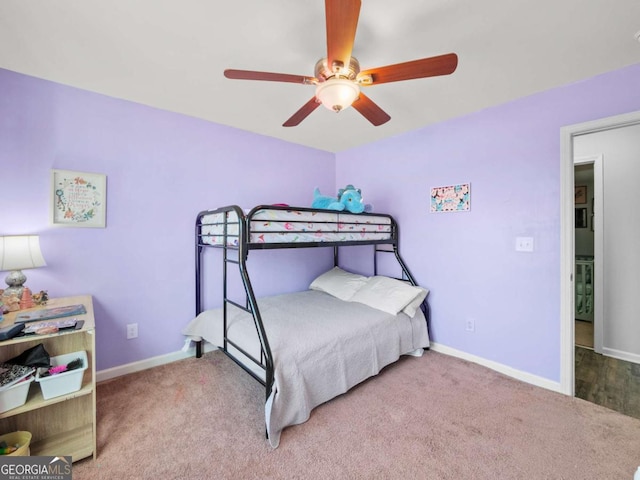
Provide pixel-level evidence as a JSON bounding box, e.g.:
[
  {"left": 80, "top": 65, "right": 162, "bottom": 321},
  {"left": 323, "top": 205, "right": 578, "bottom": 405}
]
[
  {"left": 20, "top": 288, "right": 35, "bottom": 310},
  {"left": 33, "top": 291, "right": 49, "bottom": 306},
  {"left": 3, "top": 294, "right": 20, "bottom": 312}
]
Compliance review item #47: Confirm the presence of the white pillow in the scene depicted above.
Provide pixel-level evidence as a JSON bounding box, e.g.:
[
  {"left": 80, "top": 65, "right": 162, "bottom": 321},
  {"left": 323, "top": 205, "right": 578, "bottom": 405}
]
[
  {"left": 350, "top": 276, "right": 428, "bottom": 316},
  {"left": 401, "top": 288, "right": 429, "bottom": 317},
  {"left": 309, "top": 267, "right": 369, "bottom": 301}
]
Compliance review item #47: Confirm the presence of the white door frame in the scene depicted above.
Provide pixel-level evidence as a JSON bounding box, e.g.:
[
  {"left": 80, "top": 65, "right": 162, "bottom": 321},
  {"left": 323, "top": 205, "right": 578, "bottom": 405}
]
[{"left": 560, "top": 110, "right": 640, "bottom": 395}]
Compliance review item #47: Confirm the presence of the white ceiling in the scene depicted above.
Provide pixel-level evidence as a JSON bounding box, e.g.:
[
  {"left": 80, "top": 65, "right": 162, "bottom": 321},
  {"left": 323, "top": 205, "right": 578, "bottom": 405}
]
[{"left": 1, "top": 1, "right": 639, "bottom": 153}]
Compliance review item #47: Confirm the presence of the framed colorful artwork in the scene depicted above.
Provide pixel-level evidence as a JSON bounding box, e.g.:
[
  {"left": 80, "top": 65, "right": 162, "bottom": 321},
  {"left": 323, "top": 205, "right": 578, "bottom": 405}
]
[
  {"left": 574, "top": 185, "right": 587, "bottom": 204},
  {"left": 430, "top": 183, "right": 471, "bottom": 213},
  {"left": 51, "top": 169, "right": 107, "bottom": 228}
]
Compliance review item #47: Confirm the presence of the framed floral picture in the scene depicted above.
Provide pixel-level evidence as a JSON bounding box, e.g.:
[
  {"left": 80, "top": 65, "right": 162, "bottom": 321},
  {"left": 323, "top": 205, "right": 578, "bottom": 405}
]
[
  {"left": 430, "top": 183, "right": 471, "bottom": 213},
  {"left": 51, "top": 169, "right": 107, "bottom": 228}
]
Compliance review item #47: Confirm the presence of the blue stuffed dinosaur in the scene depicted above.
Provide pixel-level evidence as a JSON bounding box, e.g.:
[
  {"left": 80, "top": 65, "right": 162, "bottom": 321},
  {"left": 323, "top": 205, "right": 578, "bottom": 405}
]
[
  {"left": 312, "top": 187, "right": 347, "bottom": 211},
  {"left": 337, "top": 185, "right": 372, "bottom": 213},
  {"left": 312, "top": 185, "right": 366, "bottom": 214}
]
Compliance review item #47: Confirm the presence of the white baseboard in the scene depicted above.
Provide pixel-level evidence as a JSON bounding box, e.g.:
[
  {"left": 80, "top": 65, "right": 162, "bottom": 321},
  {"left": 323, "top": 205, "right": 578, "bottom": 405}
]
[
  {"left": 98, "top": 341, "right": 564, "bottom": 395},
  {"left": 601, "top": 347, "right": 640, "bottom": 365},
  {"left": 96, "top": 342, "right": 217, "bottom": 383},
  {"left": 429, "top": 342, "right": 564, "bottom": 394}
]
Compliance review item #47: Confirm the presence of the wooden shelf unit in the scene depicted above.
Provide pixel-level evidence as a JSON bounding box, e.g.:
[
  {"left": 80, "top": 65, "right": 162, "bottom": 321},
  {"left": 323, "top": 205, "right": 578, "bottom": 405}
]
[{"left": 0, "top": 295, "right": 96, "bottom": 461}]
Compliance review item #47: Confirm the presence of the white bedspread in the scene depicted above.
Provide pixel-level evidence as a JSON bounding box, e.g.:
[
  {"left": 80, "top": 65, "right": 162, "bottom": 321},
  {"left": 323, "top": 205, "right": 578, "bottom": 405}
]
[{"left": 182, "top": 290, "right": 429, "bottom": 447}]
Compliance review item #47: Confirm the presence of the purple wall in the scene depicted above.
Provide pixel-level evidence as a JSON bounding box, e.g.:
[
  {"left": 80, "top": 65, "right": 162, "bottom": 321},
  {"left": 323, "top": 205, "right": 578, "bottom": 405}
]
[
  {"left": 337, "top": 63, "right": 640, "bottom": 382},
  {"left": 0, "top": 69, "right": 335, "bottom": 370},
  {"left": 4, "top": 62, "right": 640, "bottom": 381}
]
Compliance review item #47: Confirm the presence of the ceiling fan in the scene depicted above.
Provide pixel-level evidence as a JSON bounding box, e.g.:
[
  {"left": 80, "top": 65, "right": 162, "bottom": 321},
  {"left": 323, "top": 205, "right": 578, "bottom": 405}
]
[{"left": 224, "top": 0, "right": 458, "bottom": 127}]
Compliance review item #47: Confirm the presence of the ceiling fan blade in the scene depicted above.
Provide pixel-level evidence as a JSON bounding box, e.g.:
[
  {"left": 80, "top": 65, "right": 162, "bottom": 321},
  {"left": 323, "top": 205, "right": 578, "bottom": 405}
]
[
  {"left": 359, "top": 53, "right": 458, "bottom": 85},
  {"left": 283, "top": 97, "right": 321, "bottom": 127},
  {"left": 352, "top": 92, "right": 391, "bottom": 126},
  {"left": 224, "top": 69, "right": 316, "bottom": 85},
  {"left": 326, "top": 0, "right": 361, "bottom": 72}
]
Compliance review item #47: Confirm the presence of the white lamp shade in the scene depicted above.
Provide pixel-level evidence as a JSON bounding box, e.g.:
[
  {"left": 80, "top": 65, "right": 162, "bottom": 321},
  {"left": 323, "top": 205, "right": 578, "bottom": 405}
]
[
  {"left": 0, "top": 235, "right": 47, "bottom": 271},
  {"left": 315, "top": 79, "right": 360, "bottom": 112}
]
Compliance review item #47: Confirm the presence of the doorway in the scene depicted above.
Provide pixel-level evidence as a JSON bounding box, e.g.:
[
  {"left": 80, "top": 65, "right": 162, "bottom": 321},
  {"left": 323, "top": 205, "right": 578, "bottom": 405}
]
[{"left": 560, "top": 110, "right": 640, "bottom": 396}]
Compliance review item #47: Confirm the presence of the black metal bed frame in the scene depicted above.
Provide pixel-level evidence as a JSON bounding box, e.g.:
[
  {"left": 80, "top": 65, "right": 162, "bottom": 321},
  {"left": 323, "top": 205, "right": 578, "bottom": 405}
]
[{"left": 194, "top": 204, "right": 429, "bottom": 403}]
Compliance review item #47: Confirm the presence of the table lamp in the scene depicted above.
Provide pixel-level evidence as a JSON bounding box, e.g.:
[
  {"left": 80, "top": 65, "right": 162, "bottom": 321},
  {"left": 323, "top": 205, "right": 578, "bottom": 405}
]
[{"left": 0, "top": 235, "right": 47, "bottom": 299}]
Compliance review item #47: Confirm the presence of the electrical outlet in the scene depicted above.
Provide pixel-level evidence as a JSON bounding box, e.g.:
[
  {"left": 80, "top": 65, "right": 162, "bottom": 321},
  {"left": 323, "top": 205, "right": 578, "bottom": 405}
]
[
  {"left": 465, "top": 319, "right": 475, "bottom": 332},
  {"left": 126, "top": 323, "right": 138, "bottom": 339},
  {"left": 515, "top": 236, "right": 534, "bottom": 252}
]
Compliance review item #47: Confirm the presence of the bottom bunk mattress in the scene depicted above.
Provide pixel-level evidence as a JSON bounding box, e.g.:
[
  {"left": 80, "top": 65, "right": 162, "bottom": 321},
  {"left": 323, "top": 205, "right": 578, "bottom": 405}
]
[{"left": 182, "top": 289, "right": 430, "bottom": 447}]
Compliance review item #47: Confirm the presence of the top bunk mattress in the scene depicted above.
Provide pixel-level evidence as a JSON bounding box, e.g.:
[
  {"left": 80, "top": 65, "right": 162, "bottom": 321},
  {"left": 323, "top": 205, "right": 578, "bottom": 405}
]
[{"left": 199, "top": 206, "right": 394, "bottom": 246}]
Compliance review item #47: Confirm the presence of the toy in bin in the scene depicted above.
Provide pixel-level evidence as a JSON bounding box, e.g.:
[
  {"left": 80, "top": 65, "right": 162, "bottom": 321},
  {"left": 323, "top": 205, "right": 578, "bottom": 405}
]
[
  {"left": 0, "top": 431, "right": 31, "bottom": 456},
  {"left": 35, "top": 351, "right": 88, "bottom": 400}
]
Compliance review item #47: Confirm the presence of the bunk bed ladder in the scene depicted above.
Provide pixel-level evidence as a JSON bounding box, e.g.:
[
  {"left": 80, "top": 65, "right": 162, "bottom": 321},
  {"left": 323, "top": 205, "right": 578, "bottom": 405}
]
[
  {"left": 227, "top": 251, "right": 275, "bottom": 398},
  {"left": 195, "top": 219, "right": 205, "bottom": 358},
  {"left": 194, "top": 208, "right": 275, "bottom": 400},
  {"left": 222, "top": 210, "right": 274, "bottom": 400}
]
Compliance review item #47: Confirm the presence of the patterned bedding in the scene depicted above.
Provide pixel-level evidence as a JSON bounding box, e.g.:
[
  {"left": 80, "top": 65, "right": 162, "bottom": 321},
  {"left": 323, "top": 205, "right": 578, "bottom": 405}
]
[{"left": 200, "top": 207, "right": 392, "bottom": 246}]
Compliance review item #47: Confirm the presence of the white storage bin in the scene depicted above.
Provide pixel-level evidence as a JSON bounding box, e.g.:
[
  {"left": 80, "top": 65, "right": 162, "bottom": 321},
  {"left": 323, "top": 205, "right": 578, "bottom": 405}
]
[
  {"left": 35, "top": 351, "right": 88, "bottom": 400},
  {"left": 0, "top": 376, "right": 34, "bottom": 413}
]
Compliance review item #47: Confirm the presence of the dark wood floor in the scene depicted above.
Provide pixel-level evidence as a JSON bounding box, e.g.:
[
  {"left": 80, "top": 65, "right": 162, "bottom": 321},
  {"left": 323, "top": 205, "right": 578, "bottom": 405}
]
[{"left": 575, "top": 346, "right": 640, "bottom": 420}]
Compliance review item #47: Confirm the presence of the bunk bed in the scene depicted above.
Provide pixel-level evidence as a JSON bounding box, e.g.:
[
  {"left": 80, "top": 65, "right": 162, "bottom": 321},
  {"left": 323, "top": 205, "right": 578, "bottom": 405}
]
[{"left": 183, "top": 205, "right": 430, "bottom": 447}]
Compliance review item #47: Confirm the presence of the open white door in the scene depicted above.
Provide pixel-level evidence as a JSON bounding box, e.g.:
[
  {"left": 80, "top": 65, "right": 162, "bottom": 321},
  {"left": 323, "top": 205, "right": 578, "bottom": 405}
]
[{"left": 574, "top": 154, "right": 603, "bottom": 354}]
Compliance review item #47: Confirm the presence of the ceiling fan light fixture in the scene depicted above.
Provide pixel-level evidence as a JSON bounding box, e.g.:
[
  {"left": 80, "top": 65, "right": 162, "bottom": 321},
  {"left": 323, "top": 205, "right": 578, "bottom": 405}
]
[
  {"left": 223, "top": 3, "right": 457, "bottom": 127},
  {"left": 315, "top": 78, "right": 360, "bottom": 112}
]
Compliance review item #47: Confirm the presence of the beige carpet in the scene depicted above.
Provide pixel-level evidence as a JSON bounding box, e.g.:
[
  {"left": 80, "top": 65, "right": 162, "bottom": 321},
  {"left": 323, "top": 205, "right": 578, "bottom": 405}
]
[
  {"left": 575, "top": 320, "right": 594, "bottom": 348},
  {"left": 73, "top": 350, "right": 640, "bottom": 480}
]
